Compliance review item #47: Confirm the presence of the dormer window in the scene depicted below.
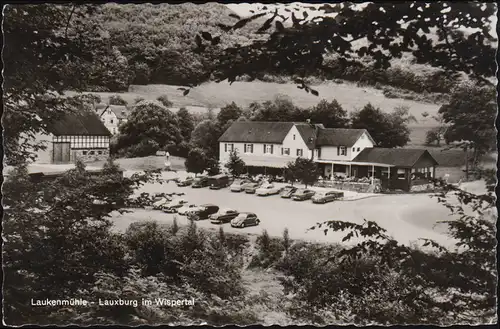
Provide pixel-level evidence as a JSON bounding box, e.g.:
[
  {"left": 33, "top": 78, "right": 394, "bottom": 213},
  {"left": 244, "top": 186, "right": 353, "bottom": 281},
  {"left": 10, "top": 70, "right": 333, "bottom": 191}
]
[{"left": 293, "top": 134, "right": 296, "bottom": 140}]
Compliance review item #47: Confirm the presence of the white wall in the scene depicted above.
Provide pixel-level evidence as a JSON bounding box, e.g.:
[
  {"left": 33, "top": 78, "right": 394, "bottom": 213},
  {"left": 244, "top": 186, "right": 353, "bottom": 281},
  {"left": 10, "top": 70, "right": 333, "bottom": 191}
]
[
  {"left": 220, "top": 142, "right": 281, "bottom": 164},
  {"left": 31, "top": 131, "right": 54, "bottom": 164},
  {"left": 350, "top": 131, "right": 375, "bottom": 160},
  {"left": 319, "top": 131, "right": 375, "bottom": 161},
  {"left": 100, "top": 109, "right": 119, "bottom": 135},
  {"left": 282, "top": 125, "right": 313, "bottom": 159}
]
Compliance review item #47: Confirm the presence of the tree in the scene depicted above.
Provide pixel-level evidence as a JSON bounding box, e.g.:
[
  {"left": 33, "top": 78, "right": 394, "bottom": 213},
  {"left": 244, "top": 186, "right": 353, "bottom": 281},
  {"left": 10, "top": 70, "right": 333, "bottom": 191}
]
[
  {"left": 2, "top": 159, "right": 161, "bottom": 324},
  {"left": 109, "top": 95, "right": 128, "bottom": 106},
  {"left": 225, "top": 149, "right": 246, "bottom": 177},
  {"left": 309, "top": 99, "right": 349, "bottom": 128},
  {"left": 425, "top": 127, "right": 446, "bottom": 147},
  {"left": 351, "top": 103, "right": 413, "bottom": 148},
  {"left": 184, "top": 148, "right": 209, "bottom": 176},
  {"left": 251, "top": 95, "right": 308, "bottom": 122},
  {"left": 3, "top": 4, "right": 113, "bottom": 165},
  {"left": 217, "top": 101, "right": 243, "bottom": 128},
  {"left": 190, "top": 119, "right": 222, "bottom": 159},
  {"left": 438, "top": 84, "right": 496, "bottom": 168},
  {"left": 192, "top": 2, "right": 496, "bottom": 91},
  {"left": 206, "top": 157, "right": 221, "bottom": 175},
  {"left": 176, "top": 107, "right": 195, "bottom": 143},
  {"left": 156, "top": 94, "right": 173, "bottom": 108},
  {"left": 286, "top": 158, "right": 320, "bottom": 188},
  {"left": 115, "top": 101, "right": 182, "bottom": 157}
]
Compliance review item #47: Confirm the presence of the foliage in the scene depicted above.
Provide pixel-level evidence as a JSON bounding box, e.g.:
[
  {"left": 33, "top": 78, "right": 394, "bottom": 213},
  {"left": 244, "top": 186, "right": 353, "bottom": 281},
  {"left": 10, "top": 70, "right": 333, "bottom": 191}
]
[
  {"left": 206, "top": 157, "right": 221, "bottom": 175},
  {"left": 351, "top": 103, "right": 414, "bottom": 148},
  {"left": 109, "top": 94, "right": 128, "bottom": 106},
  {"left": 438, "top": 84, "right": 496, "bottom": 164},
  {"left": 309, "top": 99, "right": 349, "bottom": 128},
  {"left": 285, "top": 157, "right": 320, "bottom": 188},
  {"left": 217, "top": 101, "right": 243, "bottom": 129},
  {"left": 190, "top": 119, "right": 222, "bottom": 159},
  {"left": 199, "top": 2, "right": 496, "bottom": 93},
  {"left": 249, "top": 230, "right": 285, "bottom": 269},
  {"left": 176, "top": 107, "right": 195, "bottom": 142},
  {"left": 306, "top": 178, "right": 497, "bottom": 324},
  {"left": 184, "top": 148, "right": 209, "bottom": 176},
  {"left": 2, "top": 159, "right": 162, "bottom": 325},
  {"left": 2, "top": 4, "right": 117, "bottom": 164},
  {"left": 156, "top": 94, "right": 173, "bottom": 108},
  {"left": 115, "top": 101, "right": 182, "bottom": 157},
  {"left": 250, "top": 94, "right": 309, "bottom": 122},
  {"left": 225, "top": 149, "right": 246, "bottom": 177},
  {"left": 425, "top": 127, "right": 446, "bottom": 146}
]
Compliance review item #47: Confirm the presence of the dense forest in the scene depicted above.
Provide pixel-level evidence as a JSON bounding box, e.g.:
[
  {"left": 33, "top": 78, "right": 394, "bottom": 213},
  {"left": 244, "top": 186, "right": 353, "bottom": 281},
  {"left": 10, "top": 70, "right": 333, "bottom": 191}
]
[{"left": 83, "top": 3, "right": 482, "bottom": 95}]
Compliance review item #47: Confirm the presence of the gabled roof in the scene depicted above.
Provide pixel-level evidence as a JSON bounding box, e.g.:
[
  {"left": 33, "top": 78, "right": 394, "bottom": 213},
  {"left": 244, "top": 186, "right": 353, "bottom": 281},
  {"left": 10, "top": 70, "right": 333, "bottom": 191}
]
[
  {"left": 295, "top": 123, "right": 325, "bottom": 150},
  {"left": 47, "top": 110, "right": 111, "bottom": 136},
  {"left": 352, "top": 148, "right": 439, "bottom": 167},
  {"left": 316, "top": 128, "right": 375, "bottom": 147},
  {"left": 218, "top": 121, "right": 295, "bottom": 143},
  {"left": 99, "top": 104, "right": 130, "bottom": 120}
]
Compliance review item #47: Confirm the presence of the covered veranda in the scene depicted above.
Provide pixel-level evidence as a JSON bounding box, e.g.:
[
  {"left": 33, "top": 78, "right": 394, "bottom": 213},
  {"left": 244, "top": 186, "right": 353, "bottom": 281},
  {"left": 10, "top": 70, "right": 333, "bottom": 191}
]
[{"left": 315, "top": 160, "right": 396, "bottom": 185}]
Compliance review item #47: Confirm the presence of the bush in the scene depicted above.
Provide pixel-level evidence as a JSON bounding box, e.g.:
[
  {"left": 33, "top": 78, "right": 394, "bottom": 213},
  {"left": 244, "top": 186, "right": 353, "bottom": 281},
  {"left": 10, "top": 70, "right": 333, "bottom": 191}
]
[
  {"left": 248, "top": 230, "right": 285, "bottom": 269},
  {"left": 109, "top": 95, "right": 128, "bottom": 106},
  {"left": 156, "top": 94, "right": 173, "bottom": 108}
]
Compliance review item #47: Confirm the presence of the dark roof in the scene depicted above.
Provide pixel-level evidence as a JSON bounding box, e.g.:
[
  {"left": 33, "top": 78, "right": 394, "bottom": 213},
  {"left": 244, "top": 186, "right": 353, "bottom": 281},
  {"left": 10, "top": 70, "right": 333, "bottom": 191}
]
[
  {"left": 352, "top": 148, "right": 439, "bottom": 167},
  {"left": 295, "top": 123, "right": 325, "bottom": 150},
  {"left": 47, "top": 110, "right": 111, "bottom": 136},
  {"left": 98, "top": 104, "right": 130, "bottom": 119},
  {"left": 316, "top": 128, "right": 374, "bottom": 147},
  {"left": 218, "top": 121, "right": 295, "bottom": 143}
]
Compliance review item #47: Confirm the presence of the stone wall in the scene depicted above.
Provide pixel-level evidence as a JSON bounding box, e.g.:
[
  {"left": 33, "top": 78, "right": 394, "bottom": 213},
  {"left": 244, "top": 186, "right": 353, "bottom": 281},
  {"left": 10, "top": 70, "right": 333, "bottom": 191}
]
[
  {"left": 315, "top": 180, "right": 382, "bottom": 193},
  {"left": 72, "top": 149, "right": 109, "bottom": 163}
]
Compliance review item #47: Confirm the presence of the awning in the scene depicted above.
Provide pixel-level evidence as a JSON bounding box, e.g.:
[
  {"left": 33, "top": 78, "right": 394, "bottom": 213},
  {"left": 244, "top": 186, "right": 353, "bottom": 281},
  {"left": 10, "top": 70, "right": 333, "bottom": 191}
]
[
  {"left": 314, "top": 160, "right": 396, "bottom": 167},
  {"left": 239, "top": 154, "right": 294, "bottom": 168}
]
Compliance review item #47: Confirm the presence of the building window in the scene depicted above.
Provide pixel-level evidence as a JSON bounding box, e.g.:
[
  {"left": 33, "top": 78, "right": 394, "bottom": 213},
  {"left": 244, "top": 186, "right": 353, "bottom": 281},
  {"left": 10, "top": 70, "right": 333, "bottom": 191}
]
[
  {"left": 293, "top": 134, "right": 296, "bottom": 140},
  {"left": 340, "top": 146, "right": 346, "bottom": 155},
  {"left": 352, "top": 147, "right": 356, "bottom": 152},
  {"left": 225, "top": 143, "right": 234, "bottom": 152},
  {"left": 110, "top": 119, "right": 114, "bottom": 124},
  {"left": 282, "top": 148, "right": 290, "bottom": 155},
  {"left": 244, "top": 143, "right": 253, "bottom": 153},
  {"left": 82, "top": 151, "right": 88, "bottom": 155},
  {"left": 296, "top": 149, "right": 303, "bottom": 157},
  {"left": 89, "top": 151, "right": 95, "bottom": 155},
  {"left": 264, "top": 144, "right": 273, "bottom": 154},
  {"left": 357, "top": 147, "right": 360, "bottom": 152},
  {"left": 397, "top": 168, "right": 406, "bottom": 179},
  {"left": 98, "top": 151, "right": 103, "bottom": 155}
]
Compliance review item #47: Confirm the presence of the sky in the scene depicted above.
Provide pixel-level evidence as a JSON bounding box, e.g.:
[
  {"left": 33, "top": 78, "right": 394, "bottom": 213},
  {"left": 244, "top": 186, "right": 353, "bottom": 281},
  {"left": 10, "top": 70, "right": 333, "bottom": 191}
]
[{"left": 226, "top": 2, "right": 498, "bottom": 39}]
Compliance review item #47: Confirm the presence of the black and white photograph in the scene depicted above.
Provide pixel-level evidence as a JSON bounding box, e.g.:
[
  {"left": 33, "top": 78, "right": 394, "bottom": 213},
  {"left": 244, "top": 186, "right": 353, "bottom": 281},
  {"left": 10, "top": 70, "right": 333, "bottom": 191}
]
[{"left": 2, "top": 1, "right": 498, "bottom": 326}]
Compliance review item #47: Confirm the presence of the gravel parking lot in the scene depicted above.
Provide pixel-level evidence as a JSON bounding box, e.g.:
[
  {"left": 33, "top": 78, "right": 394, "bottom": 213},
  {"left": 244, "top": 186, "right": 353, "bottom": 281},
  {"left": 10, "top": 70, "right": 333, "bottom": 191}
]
[{"left": 110, "top": 171, "right": 458, "bottom": 247}]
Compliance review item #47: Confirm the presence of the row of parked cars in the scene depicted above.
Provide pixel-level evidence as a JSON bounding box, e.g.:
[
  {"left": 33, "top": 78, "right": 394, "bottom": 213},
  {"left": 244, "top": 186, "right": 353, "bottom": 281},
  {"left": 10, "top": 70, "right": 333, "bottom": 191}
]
[
  {"left": 147, "top": 191, "right": 260, "bottom": 228},
  {"left": 230, "top": 179, "right": 344, "bottom": 203}
]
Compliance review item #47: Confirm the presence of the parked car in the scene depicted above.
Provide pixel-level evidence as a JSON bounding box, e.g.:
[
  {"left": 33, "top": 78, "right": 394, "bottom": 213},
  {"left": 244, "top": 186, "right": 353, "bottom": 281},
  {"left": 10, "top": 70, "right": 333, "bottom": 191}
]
[
  {"left": 209, "top": 174, "right": 232, "bottom": 190},
  {"left": 230, "top": 212, "right": 260, "bottom": 228},
  {"left": 230, "top": 179, "right": 252, "bottom": 192},
  {"left": 177, "top": 204, "right": 200, "bottom": 215},
  {"left": 209, "top": 208, "right": 240, "bottom": 224},
  {"left": 152, "top": 197, "right": 172, "bottom": 210},
  {"left": 188, "top": 204, "right": 219, "bottom": 221},
  {"left": 256, "top": 183, "right": 282, "bottom": 196},
  {"left": 312, "top": 191, "right": 344, "bottom": 204},
  {"left": 292, "top": 189, "right": 316, "bottom": 201},
  {"left": 162, "top": 198, "right": 188, "bottom": 213},
  {"left": 244, "top": 182, "right": 262, "bottom": 194},
  {"left": 176, "top": 177, "right": 194, "bottom": 187},
  {"left": 280, "top": 185, "right": 298, "bottom": 198},
  {"left": 192, "top": 176, "right": 210, "bottom": 188}
]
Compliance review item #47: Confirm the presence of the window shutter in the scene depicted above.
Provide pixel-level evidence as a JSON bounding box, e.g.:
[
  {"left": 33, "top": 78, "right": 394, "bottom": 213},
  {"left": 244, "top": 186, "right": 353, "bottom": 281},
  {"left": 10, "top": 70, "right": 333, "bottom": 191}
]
[
  {"left": 337, "top": 146, "right": 340, "bottom": 156},
  {"left": 263, "top": 144, "right": 266, "bottom": 153},
  {"left": 225, "top": 144, "right": 227, "bottom": 152},
  {"left": 281, "top": 148, "right": 283, "bottom": 155},
  {"left": 270, "top": 145, "right": 273, "bottom": 154}
]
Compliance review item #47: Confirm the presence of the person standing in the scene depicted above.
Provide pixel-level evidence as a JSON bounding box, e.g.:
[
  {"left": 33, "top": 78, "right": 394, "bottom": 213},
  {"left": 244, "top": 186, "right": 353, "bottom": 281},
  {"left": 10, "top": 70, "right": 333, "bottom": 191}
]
[{"left": 164, "top": 151, "right": 171, "bottom": 171}]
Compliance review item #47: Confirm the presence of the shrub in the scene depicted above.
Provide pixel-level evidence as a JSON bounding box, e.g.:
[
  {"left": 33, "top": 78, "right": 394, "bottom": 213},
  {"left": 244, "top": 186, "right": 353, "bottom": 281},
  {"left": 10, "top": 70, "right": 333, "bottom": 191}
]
[
  {"left": 109, "top": 95, "right": 128, "bottom": 106},
  {"left": 248, "top": 230, "right": 285, "bottom": 269},
  {"left": 156, "top": 94, "right": 173, "bottom": 108}
]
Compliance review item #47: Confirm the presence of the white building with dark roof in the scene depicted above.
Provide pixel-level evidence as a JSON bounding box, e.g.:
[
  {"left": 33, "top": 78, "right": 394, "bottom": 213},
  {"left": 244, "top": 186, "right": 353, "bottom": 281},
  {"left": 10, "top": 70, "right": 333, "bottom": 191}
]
[
  {"left": 96, "top": 104, "right": 130, "bottom": 135},
  {"left": 218, "top": 121, "right": 439, "bottom": 191}
]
